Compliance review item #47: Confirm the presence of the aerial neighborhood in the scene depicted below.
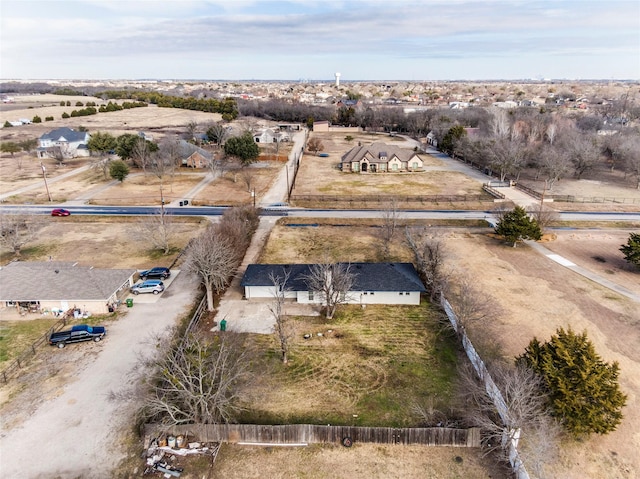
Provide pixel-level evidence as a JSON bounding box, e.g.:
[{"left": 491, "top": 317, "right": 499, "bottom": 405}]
[{"left": 0, "top": 77, "right": 639, "bottom": 479}]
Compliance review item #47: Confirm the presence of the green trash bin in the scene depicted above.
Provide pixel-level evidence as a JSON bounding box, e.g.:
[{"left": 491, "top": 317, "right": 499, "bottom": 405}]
[
  {"left": 219, "top": 318, "right": 227, "bottom": 331},
  {"left": 126, "top": 298, "right": 133, "bottom": 308}
]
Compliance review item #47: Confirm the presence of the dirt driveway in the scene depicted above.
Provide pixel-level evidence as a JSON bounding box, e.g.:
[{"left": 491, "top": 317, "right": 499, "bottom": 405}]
[{"left": 0, "top": 271, "right": 200, "bottom": 478}]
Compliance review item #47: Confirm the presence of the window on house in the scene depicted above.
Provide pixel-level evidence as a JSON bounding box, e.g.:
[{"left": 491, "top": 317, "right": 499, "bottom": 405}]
[
  {"left": 363, "top": 291, "right": 368, "bottom": 295},
  {"left": 412, "top": 162, "right": 418, "bottom": 170},
  {"left": 392, "top": 163, "right": 398, "bottom": 171},
  {"left": 309, "top": 291, "right": 314, "bottom": 301},
  {"left": 399, "top": 292, "right": 403, "bottom": 295},
  {"left": 370, "top": 292, "right": 375, "bottom": 296}
]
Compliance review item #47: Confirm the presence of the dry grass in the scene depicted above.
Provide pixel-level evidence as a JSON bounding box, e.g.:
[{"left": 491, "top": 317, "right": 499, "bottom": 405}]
[
  {"left": 239, "top": 305, "right": 458, "bottom": 427},
  {"left": 0, "top": 216, "right": 207, "bottom": 268},
  {"left": 193, "top": 162, "right": 282, "bottom": 206},
  {"left": 209, "top": 443, "right": 506, "bottom": 479},
  {"left": 294, "top": 132, "right": 485, "bottom": 199}
]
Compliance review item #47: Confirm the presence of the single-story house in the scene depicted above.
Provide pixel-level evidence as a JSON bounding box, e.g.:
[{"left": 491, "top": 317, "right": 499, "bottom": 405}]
[
  {"left": 177, "top": 140, "right": 213, "bottom": 168},
  {"left": 340, "top": 142, "right": 424, "bottom": 173},
  {"left": 37, "top": 127, "right": 91, "bottom": 159},
  {"left": 240, "top": 262, "right": 425, "bottom": 305},
  {"left": 0, "top": 261, "right": 136, "bottom": 315},
  {"left": 253, "top": 128, "right": 290, "bottom": 143}
]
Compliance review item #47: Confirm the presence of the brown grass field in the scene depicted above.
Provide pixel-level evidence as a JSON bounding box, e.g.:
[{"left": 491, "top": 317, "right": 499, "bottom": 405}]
[
  {"left": 294, "top": 131, "right": 486, "bottom": 199},
  {"left": 254, "top": 220, "right": 640, "bottom": 479}
]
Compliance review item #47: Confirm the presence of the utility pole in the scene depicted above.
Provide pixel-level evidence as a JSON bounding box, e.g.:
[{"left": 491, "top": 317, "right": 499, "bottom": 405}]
[
  {"left": 251, "top": 189, "right": 256, "bottom": 208},
  {"left": 41, "top": 163, "right": 52, "bottom": 202}
]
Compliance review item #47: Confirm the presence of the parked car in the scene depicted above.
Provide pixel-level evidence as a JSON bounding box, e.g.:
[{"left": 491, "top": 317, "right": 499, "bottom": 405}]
[
  {"left": 49, "top": 324, "right": 106, "bottom": 349},
  {"left": 139, "top": 267, "right": 171, "bottom": 279},
  {"left": 51, "top": 208, "right": 70, "bottom": 217},
  {"left": 131, "top": 279, "right": 165, "bottom": 295}
]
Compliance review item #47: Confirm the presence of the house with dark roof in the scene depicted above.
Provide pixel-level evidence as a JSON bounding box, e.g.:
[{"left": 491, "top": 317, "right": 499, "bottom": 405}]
[
  {"left": 241, "top": 262, "right": 425, "bottom": 305},
  {"left": 37, "top": 127, "right": 91, "bottom": 159},
  {"left": 0, "top": 261, "right": 136, "bottom": 315},
  {"left": 177, "top": 140, "right": 213, "bottom": 168},
  {"left": 340, "top": 142, "right": 424, "bottom": 173}
]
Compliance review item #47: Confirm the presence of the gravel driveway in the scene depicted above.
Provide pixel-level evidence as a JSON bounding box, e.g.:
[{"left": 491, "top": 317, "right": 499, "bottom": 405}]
[{"left": 0, "top": 271, "right": 200, "bottom": 478}]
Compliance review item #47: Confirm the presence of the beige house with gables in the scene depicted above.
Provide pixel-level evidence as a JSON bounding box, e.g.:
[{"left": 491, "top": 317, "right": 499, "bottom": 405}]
[{"left": 340, "top": 142, "right": 424, "bottom": 173}]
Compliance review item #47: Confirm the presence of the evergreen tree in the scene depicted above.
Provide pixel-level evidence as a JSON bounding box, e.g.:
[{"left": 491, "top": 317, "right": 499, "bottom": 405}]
[
  {"left": 620, "top": 232, "right": 640, "bottom": 268},
  {"left": 494, "top": 206, "right": 542, "bottom": 247},
  {"left": 223, "top": 132, "right": 259, "bottom": 166},
  {"left": 518, "top": 327, "right": 627, "bottom": 437},
  {"left": 87, "top": 131, "right": 117, "bottom": 156},
  {"left": 109, "top": 160, "right": 130, "bottom": 182}
]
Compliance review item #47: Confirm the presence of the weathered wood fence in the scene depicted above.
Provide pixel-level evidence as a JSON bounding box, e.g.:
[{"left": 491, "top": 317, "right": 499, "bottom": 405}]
[
  {"left": 0, "top": 312, "right": 72, "bottom": 383},
  {"left": 144, "top": 423, "right": 480, "bottom": 447}
]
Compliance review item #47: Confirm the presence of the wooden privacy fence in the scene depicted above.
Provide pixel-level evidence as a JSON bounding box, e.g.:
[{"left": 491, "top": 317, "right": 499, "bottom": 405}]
[{"left": 144, "top": 423, "right": 481, "bottom": 447}]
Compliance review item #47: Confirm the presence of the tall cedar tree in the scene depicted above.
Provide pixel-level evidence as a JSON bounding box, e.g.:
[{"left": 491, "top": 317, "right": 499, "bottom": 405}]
[
  {"left": 223, "top": 132, "right": 259, "bottom": 166},
  {"left": 620, "top": 232, "right": 640, "bottom": 268},
  {"left": 494, "top": 205, "right": 542, "bottom": 247},
  {"left": 518, "top": 327, "right": 626, "bottom": 437}
]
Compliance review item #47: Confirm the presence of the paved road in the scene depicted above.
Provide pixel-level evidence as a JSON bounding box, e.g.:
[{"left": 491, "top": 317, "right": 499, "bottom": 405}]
[{"left": 0, "top": 271, "right": 201, "bottom": 478}]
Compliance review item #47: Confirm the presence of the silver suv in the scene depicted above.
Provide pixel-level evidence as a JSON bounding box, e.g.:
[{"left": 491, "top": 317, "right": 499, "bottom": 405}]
[{"left": 131, "top": 279, "right": 165, "bottom": 295}]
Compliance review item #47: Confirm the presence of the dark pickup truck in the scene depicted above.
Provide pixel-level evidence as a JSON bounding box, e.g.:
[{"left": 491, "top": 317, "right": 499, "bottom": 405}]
[{"left": 49, "top": 324, "right": 106, "bottom": 349}]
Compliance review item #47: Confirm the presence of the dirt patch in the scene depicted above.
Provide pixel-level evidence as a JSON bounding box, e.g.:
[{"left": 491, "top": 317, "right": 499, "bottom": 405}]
[{"left": 210, "top": 443, "right": 508, "bottom": 479}]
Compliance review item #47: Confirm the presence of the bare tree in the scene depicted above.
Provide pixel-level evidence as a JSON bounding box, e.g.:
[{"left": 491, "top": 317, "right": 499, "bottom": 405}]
[
  {"left": 131, "top": 137, "right": 154, "bottom": 174},
  {"left": 137, "top": 331, "right": 252, "bottom": 426},
  {"left": 490, "top": 107, "right": 512, "bottom": 139},
  {"left": 0, "top": 211, "right": 44, "bottom": 257},
  {"left": 133, "top": 209, "right": 177, "bottom": 255},
  {"left": 563, "top": 132, "right": 600, "bottom": 179},
  {"left": 619, "top": 135, "right": 640, "bottom": 189},
  {"left": 241, "top": 168, "right": 255, "bottom": 193},
  {"left": 537, "top": 145, "right": 571, "bottom": 190},
  {"left": 206, "top": 121, "right": 230, "bottom": 147},
  {"left": 448, "top": 276, "right": 496, "bottom": 327},
  {"left": 268, "top": 269, "right": 293, "bottom": 363},
  {"left": 304, "top": 261, "right": 355, "bottom": 320},
  {"left": 306, "top": 137, "right": 324, "bottom": 155},
  {"left": 379, "top": 197, "right": 401, "bottom": 260},
  {"left": 404, "top": 227, "right": 449, "bottom": 301},
  {"left": 185, "top": 225, "right": 241, "bottom": 311},
  {"left": 528, "top": 204, "right": 560, "bottom": 233},
  {"left": 185, "top": 120, "right": 199, "bottom": 143},
  {"left": 458, "top": 362, "right": 561, "bottom": 477}
]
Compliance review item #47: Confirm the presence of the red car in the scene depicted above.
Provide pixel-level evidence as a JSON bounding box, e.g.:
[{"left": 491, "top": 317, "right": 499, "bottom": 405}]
[{"left": 51, "top": 208, "right": 70, "bottom": 217}]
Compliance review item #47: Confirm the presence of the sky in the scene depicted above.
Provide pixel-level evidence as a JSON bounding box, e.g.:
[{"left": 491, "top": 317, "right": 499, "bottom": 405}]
[{"left": 1, "top": 0, "right": 639, "bottom": 81}]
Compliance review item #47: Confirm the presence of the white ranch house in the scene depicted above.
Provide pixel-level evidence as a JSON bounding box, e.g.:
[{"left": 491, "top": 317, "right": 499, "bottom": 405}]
[{"left": 241, "top": 262, "right": 426, "bottom": 305}]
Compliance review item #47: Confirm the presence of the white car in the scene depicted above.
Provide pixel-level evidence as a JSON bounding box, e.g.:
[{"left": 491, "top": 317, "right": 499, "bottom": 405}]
[{"left": 131, "top": 279, "right": 165, "bottom": 295}]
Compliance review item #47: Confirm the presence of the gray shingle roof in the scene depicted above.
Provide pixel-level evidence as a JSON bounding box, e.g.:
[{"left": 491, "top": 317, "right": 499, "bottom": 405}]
[
  {"left": 241, "top": 263, "right": 425, "bottom": 292},
  {"left": 39, "top": 127, "right": 88, "bottom": 143},
  {"left": 340, "top": 142, "right": 418, "bottom": 164},
  {"left": 0, "top": 261, "right": 136, "bottom": 302}
]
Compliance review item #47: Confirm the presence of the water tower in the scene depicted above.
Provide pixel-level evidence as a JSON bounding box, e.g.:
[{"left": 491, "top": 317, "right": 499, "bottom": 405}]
[{"left": 335, "top": 72, "right": 341, "bottom": 87}]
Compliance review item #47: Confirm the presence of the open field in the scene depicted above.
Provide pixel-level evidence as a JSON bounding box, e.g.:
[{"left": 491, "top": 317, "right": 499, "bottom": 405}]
[
  {"left": 0, "top": 216, "right": 207, "bottom": 270},
  {"left": 255, "top": 219, "right": 640, "bottom": 478},
  {"left": 1, "top": 94, "right": 222, "bottom": 136},
  {"left": 293, "top": 132, "right": 487, "bottom": 206}
]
